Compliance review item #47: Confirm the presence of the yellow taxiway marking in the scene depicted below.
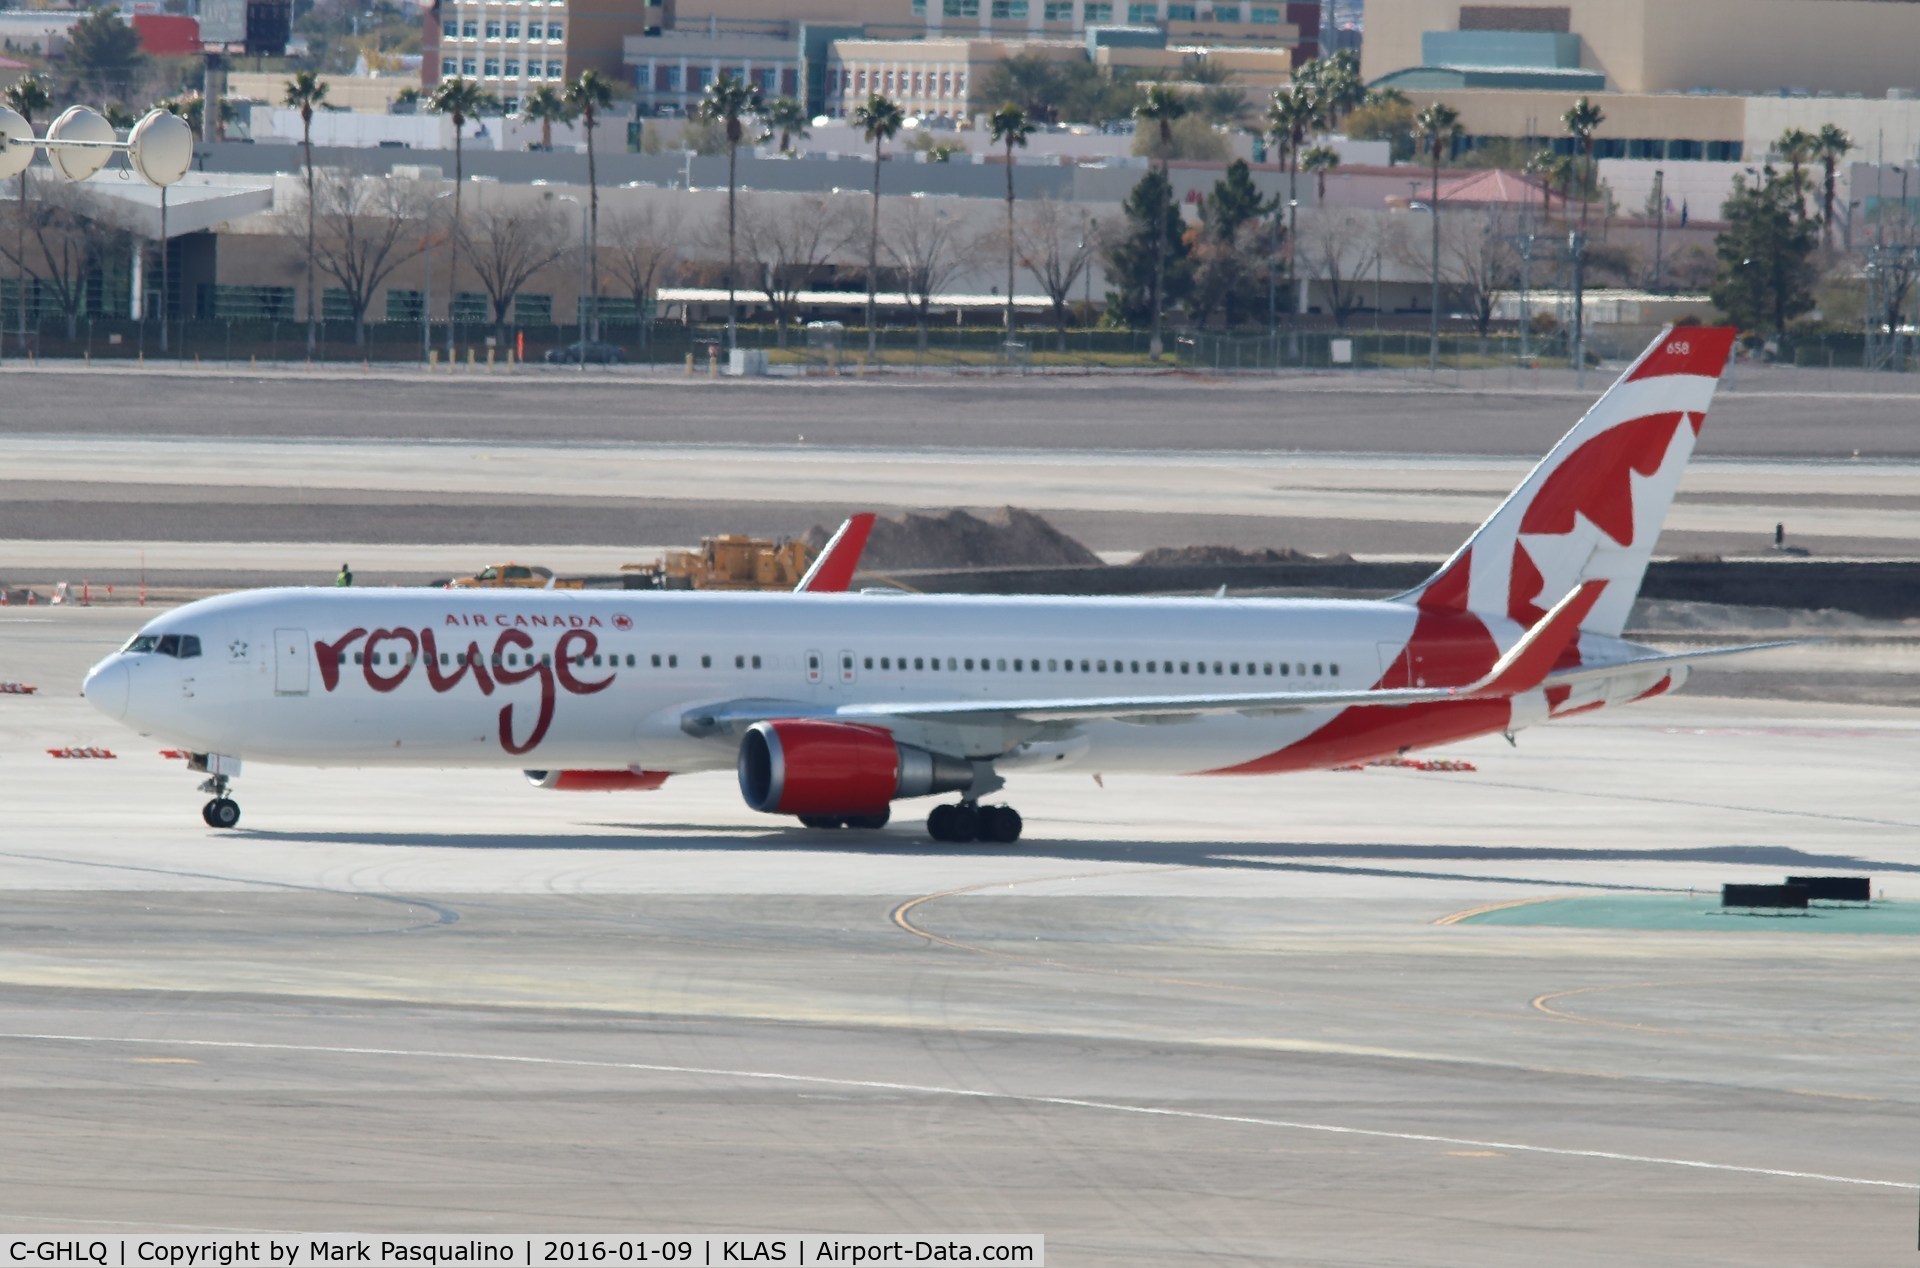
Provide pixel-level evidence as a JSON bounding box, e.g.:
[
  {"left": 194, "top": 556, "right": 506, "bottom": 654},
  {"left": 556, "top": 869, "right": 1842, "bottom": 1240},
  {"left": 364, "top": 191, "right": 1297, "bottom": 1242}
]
[
  {"left": 1444, "top": 1150, "right": 1502, "bottom": 1157},
  {"left": 129, "top": 1057, "right": 200, "bottom": 1064},
  {"left": 1433, "top": 896, "right": 1563, "bottom": 926}
]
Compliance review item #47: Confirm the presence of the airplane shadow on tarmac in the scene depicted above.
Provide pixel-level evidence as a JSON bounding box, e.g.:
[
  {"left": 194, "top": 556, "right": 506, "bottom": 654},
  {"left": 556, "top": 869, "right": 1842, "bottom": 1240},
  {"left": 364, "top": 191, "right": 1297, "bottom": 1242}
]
[{"left": 227, "top": 829, "right": 1920, "bottom": 894}]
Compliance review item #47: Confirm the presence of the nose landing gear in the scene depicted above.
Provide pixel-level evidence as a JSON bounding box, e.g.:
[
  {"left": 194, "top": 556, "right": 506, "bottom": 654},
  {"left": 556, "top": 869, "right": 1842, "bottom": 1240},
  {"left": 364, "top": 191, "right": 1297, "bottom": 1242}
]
[
  {"left": 192, "top": 759, "right": 241, "bottom": 828},
  {"left": 927, "top": 802, "right": 1021, "bottom": 844}
]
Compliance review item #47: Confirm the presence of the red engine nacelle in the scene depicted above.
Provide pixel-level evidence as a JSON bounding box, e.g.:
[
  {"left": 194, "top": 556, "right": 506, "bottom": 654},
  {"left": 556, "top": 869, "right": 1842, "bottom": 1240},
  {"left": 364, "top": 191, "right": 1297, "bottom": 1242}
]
[
  {"left": 525, "top": 769, "right": 670, "bottom": 791},
  {"left": 736, "top": 720, "right": 973, "bottom": 817}
]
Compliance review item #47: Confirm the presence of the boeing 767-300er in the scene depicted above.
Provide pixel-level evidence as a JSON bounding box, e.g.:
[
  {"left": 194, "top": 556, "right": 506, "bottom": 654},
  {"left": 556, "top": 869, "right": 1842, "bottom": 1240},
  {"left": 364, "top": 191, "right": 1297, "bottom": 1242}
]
[{"left": 84, "top": 325, "right": 1776, "bottom": 842}]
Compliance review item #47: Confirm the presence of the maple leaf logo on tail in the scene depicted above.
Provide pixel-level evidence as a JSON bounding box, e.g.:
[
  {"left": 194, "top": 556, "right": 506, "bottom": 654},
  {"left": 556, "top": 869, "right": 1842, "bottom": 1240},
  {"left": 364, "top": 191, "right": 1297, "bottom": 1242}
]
[{"left": 1400, "top": 326, "right": 1739, "bottom": 639}]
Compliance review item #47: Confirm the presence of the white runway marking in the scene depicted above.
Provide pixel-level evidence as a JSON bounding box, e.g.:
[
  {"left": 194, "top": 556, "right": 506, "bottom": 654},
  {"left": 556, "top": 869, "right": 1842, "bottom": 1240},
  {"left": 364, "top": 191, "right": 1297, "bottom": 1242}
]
[{"left": 4, "top": 1031, "right": 1911, "bottom": 1193}]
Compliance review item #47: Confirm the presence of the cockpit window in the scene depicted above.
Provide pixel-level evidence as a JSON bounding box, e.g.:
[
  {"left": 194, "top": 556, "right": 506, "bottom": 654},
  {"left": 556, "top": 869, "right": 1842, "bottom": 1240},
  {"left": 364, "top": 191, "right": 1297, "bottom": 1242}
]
[{"left": 120, "top": 633, "right": 202, "bottom": 658}]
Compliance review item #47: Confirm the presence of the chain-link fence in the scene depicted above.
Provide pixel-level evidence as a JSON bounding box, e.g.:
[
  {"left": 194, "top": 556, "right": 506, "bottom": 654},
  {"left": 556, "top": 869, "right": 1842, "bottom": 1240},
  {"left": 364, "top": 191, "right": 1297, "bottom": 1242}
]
[{"left": 0, "top": 315, "right": 1910, "bottom": 379}]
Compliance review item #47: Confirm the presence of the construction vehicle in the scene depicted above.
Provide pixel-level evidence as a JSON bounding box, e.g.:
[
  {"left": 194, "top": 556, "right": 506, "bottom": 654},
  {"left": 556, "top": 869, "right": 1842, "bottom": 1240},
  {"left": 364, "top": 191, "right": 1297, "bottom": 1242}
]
[{"left": 623, "top": 535, "right": 816, "bottom": 591}]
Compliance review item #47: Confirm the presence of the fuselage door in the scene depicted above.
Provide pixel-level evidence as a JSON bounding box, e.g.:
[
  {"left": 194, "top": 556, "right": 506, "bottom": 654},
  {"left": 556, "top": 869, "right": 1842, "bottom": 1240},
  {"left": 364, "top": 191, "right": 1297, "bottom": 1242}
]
[
  {"left": 805, "top": 649, "right": 823, "bottom": 685},
  {"left": 275, "top": 628, "right": 311, "bottom": 696},
  {"left": 838, "top": 649, "right": 857, "bottom": 684},
  {"left": 1376, "top": 641, "right": 1410, "bottom": 687}
]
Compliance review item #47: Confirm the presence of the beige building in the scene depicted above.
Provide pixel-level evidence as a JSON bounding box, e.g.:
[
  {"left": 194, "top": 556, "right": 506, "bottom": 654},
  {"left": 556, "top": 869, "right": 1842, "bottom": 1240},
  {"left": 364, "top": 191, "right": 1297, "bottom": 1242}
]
[
  {"left": 1363, "top": 0, "right": 1920, "bottom": 98},
  {"left": 424, "top": 0, "right": 662, "bottom": 110},
  {"left": 827, "top": 35, "right": 1292, "bottom": 120},
  {"left": 668, "top": 0, "right": 1320, "bottom": 52}
]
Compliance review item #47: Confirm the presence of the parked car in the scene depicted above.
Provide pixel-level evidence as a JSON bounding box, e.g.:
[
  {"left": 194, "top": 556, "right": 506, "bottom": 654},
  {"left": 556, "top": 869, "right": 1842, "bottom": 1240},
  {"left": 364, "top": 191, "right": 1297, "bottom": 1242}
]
[{"left": 545, "top": 340, "right": 625, "bottom": 364}]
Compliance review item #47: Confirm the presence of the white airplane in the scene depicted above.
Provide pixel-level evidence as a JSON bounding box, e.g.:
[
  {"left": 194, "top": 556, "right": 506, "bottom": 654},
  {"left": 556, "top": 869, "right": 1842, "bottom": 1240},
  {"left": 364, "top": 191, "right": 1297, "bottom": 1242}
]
[{"left": 84, "top": 326, "right": 1775, "bottom": 841}]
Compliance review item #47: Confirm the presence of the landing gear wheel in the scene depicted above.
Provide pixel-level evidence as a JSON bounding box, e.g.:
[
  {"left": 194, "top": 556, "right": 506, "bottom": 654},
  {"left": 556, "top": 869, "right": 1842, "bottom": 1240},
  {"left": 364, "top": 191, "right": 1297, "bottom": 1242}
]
[
  {"left": 798, "top": 814, "right": 841, "bottom": 830},
  {"left": 947, "top": 803, "right": 980, "bottom": 844},
  {"left": 844, "top": 808, "right": 891, "bottom": 830},
  {"left": 202, "top": 798, "right": 240, "bottom": 829},
  {"left": 927, "top": 803, "right": 956, "bottom": 842},
  {"left": 980, "top": 805, "right": 1023, "bottom": 844}
]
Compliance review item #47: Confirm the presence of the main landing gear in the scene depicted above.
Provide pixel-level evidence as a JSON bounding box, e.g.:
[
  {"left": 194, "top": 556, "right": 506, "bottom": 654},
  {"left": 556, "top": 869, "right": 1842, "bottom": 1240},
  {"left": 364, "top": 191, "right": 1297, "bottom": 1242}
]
[
  {"left": 927, "top": 802, "right": 1022, "bottom": 844},
  {"left": 198, "top": 773, "right": 240, "bottom": 828}
]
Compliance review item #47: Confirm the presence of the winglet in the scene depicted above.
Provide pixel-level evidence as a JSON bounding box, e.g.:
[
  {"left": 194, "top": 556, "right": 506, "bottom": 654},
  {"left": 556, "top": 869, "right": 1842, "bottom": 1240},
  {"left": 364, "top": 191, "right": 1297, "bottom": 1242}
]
[
  {"left": 795, "top": 513, "right": 876, "bottom": 593},
  {"left": 1461, "top": 580, "right": 1608, "bottom": 699}
]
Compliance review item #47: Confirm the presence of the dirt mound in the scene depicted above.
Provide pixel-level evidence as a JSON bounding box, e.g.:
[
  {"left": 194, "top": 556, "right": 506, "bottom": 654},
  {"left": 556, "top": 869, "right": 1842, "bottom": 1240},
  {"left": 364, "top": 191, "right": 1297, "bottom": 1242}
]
[
  {"left": 806, "top": 508, "right": 1102, "bottom": 571},
  {"left": 1128, "top": 545, "right": 1355, "bottom": 568}
]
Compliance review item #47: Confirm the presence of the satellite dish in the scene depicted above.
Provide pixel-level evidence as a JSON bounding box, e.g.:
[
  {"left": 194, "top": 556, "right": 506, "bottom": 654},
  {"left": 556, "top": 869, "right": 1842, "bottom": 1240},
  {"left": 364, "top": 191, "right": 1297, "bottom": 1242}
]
[
  {"left": 45, "top": 105, "right": 113, "bottom": 182},
  {"left": 0, "top": 107, "right": 30, "bottom": 182},
  {"left": 129, "top": 109, "right": 193, "bottom": 186}
]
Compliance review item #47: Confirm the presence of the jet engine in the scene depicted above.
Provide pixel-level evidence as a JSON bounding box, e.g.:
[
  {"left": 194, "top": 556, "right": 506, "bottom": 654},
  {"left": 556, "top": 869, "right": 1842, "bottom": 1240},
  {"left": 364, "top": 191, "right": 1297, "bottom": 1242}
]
[
  {"left": 736, "top": 719, "right": 973, "bottom": 817},
  {"left": 525, "top": 769, "right": 670, "bottom": 791}
]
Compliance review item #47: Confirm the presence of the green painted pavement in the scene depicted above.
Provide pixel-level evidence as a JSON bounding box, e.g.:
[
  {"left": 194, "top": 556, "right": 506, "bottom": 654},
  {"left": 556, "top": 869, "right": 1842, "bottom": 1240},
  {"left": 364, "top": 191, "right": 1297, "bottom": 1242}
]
[{"left": 1457, "top": 893, "right": 1920, "bottom": 935}]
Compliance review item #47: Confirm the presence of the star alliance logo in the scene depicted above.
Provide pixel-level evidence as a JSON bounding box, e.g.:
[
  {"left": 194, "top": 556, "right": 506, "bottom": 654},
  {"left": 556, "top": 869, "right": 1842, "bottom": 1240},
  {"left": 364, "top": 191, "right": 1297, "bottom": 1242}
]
[{"left": 229, "top": 639, "right": 249, "bottom": 659}]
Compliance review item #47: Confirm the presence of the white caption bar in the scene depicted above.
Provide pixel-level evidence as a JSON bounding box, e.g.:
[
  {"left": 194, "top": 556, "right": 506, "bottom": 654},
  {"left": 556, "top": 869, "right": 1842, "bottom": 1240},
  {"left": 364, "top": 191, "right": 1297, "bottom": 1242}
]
[{"left": 1, "top": 1238, "right": 1042, "bottom": 1268}]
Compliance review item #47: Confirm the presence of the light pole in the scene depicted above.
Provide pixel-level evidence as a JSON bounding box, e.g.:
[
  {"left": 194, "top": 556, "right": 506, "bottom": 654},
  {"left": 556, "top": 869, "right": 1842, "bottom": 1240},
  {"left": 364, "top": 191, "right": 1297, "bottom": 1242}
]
[
  {"left": 551, "top": 192, "right": 587, "bottom": 371},
  {"left": 1286, "top": 196, "right": 1298, "bottom": 360}
]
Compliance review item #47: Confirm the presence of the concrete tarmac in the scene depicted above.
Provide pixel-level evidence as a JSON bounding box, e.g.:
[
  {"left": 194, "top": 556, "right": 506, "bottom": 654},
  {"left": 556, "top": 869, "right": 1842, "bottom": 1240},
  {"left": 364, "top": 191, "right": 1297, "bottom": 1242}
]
[{"left": 4, "top": 607, "right": 1919, "bottom": 1262}]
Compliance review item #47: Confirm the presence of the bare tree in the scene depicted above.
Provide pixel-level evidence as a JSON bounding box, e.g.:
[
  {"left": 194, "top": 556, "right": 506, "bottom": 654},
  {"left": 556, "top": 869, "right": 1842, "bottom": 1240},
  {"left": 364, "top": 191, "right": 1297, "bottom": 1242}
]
[
  {"left": 601, "top": 201, "right": 683, "bottom": 346},
  {"left": 737, "top": 193, "right": 862, "bottom": 346},
  {"left": 881, "top": 197, "right": 975, "bottom": 351},
  {"left": 461, "top": 199, "right": 569, "bottom": 345},
  {"left": 1016, "top": 197, "right": 1095, "bottom": 351},
  {"left": 1393, "top": 207, "right": 1521, "bottom": 340},
  {"left": 0, "top": 183, "right": 129, "bottom": 339},
  {"left": 1296, "top": 209, "right": 1386, "bottom": 330},
  {"left": 292, "top": 167, "right": 430, "bottom": 346}
]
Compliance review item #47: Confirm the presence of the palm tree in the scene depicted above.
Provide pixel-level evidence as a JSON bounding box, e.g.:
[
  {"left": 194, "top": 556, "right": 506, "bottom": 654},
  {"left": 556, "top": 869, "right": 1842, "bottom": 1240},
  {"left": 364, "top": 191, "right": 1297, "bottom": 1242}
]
[
  {"left": 1815, "top": 123, "right": 1854, "bottom": 249},
  {"left": 1775, "top": 125, "right": 1818, "bottom": 224},
  {"left": 1266, "top": 85, "right": 1317, "bottom": 316},
  {"left": 426, "top": 77, "right": 498, "bottom": 358},
  {"left": 693, "top": 73, "right": 764, "bottom": 354},
  {"left": 1416, "top": 101, "right": 1461, "bottom": 372},
  {"left": 1561, "top": 96, "right": 1605, "bottom": 233},
  {"left": 1560, "top": 95, "right": 1603, "bottom": 370},
  {"left": 520, "top": 85, "right": 571, "bottom": 151},
  {"left": 6, "top": 74, "right": 49, "bottom": 354},
  {"left": 989, "top": 102, "right": 1034, "bottom": 341},
  {"left": 564, "top": 70, "right": 615, "bottom": 342},
  {"left": 1524, "top": 147, "right": 1558, "bottom": 220},
  {"left": 1316, "top": 50, "right": 1366, "bottom": 129},
  {"left": 1134, "top": 84, "right": 1187, "bottom": 360},
  {"left": 283, "top": 70, "right": 329, "bottom": 357},
  {"left": 762, "top": 95, "right": 809, "bottom": 155},
  {"left": 1300, "top": 144, "right": 1340, "bottom": 204},
  {"left": 852, "top": 92, "right": 904, "bottom": 360}
]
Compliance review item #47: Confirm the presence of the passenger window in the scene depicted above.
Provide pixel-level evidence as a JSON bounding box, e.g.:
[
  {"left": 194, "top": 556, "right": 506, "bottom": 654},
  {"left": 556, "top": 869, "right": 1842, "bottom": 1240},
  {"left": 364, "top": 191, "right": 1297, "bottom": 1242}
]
[
  {"left": 1014, "top": 659, "right": 1023, "bottom": 671},
  {"left": 1280, "top": 663, "right": 1289, "bottom": 676},
  {"left": 998, "top": 659, "right": 1007, "bottom": 671},
  {"left": 1313, "top": 663, "right": 1323, "bottom": 676},
  {"left": 592, "top": 655, "right": 602, "bottom": 667},
  {"left": 1096, "top": 660, "right": 1106, "bottom": 672},
  {"left": 1181, "top": 662, "right": 1190, "bottom": 674},
  {"left": 882, "top": 657, "right": 891, "bottom": 669},
  {"left": 627, "top": 654, "right": 637, "bottom": 667},
  {"left": 1331, "top": 663, "right": 1340, "bottom": 676},
  {"left": 1297, "top": 664, "right": 1306, "bottom": 676},
  {"left": 541, "top": 654, "right": 551, "bottom": 666},
  {"left": 864, "top": 657, "right": 873, "bottom": 670},
  {"left": 1146, "top": 661, "right": 1156, "bottom": 673},
  {"left": 1048, "top": 659, "right": 1058, "bottom": 671},
  {"left": 651, "top": 654, "right": 661, "bottom": 667},
  {"left": 752, "top": 655, "right": 762, "bottom": 669},
  {"left": 669, "top": 655, "right": 678, "bottom": 668},
  {"left": 1062, "top": 660, "right": 1073, "bottom": 673},
  {"left": 701, "top": 655, "right": 712, "bottom": 669},
  {"left": 1129, "top": 660, "right": 1138, "bottom": 673},
  {"left": 964, "top": 658, "right": 974, "bottom": 670},
  {"left": 947, "top": 658, "right": 957, "bottom": 670},
  {"left": 1079, "top": 660, "right": 1089, "bottom": 672},
  {"left": 914, "top": 657, "right": 924, "bottom": 670},
  {"left": 736, "top": 655, "right": 746, "bottom": 669}
]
